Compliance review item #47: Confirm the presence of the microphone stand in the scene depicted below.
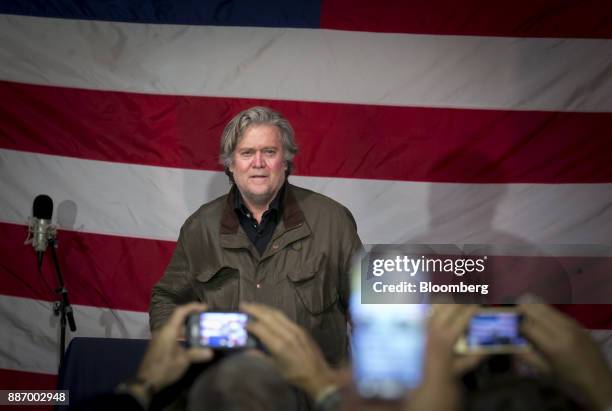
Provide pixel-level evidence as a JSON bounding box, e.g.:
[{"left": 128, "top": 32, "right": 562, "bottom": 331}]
[{"left": 47, "top": 237, "right": 77, "bottom": 372}]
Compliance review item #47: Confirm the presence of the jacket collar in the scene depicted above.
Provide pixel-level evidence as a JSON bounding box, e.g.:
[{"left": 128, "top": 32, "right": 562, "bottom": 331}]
[{"left": 220, "top": 183, "right": 305, "bottom": 236}]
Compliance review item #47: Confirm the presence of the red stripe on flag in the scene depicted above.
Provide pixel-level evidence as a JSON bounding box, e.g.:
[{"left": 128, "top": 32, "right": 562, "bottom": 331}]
[
  {"left": 557, "top": 305, "right": 612, "bottom": 329},
  {"left": 0, "top": 369, "right": 56, "bottom": 411},
  {"left": 0, "top": 368, "right": 57, "bottom": 390},
  {"left": 2, "top": 222, "right": 612, "bottom": 328},
  {"left": 0, "top": 222, "right": 173, "bottom": 312},
  {"left": 1, "top": 81, "right": 612, "bottom": 183},
  {"left": 321, "top": 0, "right": 612, "bottom": 38}
]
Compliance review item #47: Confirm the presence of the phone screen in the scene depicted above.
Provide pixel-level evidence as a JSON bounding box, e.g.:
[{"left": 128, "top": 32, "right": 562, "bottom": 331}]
[
  {"left": 189, "top": 312, "right": 249, "bottom": 349},
  {"left": 467, "top": 312, "right": 526, "bottom": 348},
  {"left": 351, "top": 302, "right": 428, "bottom": 399}
]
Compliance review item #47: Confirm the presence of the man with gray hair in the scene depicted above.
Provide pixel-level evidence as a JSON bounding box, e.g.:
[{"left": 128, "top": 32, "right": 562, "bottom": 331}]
[{"left": 150, "top": 106, "right": 362, "bottom": 366}]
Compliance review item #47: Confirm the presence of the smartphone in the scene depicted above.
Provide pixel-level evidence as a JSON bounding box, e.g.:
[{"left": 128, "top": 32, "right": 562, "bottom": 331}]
[
  {"left": 350, "top": 302, "right": 429, "bottom": 400},
  {"left": 456, "top": 309, "right": 529, "bottom": 354},
  {"left": 185, "top": 312, "right": 256, "bottom": 350}
]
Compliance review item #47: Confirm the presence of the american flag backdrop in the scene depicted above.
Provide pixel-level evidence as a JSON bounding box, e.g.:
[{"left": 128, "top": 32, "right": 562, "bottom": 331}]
[{"left": 1, "top": 0, "right": 612, "bottom": 390}]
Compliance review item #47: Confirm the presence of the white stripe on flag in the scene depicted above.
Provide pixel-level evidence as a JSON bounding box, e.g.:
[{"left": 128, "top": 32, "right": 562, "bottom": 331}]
[
  {"left": 0, "top": 14, "right": 611, "bottom": 112},
  {"left": 0, "top": 295, "right": 150, "bottom": 375}
]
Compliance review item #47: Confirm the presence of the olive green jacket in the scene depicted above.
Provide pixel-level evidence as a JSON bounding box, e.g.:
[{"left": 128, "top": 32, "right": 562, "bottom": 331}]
[{"left": 149, "top": 183, "right": 362, "bottom": 365}]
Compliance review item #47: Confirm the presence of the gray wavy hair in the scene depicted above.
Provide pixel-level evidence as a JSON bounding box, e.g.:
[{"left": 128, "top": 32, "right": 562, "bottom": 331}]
[{"left": 219, "top": 106, "right": 298, "bottom": 181}]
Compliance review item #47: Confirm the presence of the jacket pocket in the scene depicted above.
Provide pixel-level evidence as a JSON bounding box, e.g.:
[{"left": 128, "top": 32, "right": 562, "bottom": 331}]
[
  {"left": 194, "top": 266, "right": 240, "bottom": 310},
  {"left": 287, "top": 253, "right": 337, "bottom": 315}
]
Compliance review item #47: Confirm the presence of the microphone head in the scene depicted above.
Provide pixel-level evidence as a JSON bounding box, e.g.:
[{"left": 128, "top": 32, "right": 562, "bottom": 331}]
[{"left": 33, "top": 194, "right": 53, "bottom": 220}]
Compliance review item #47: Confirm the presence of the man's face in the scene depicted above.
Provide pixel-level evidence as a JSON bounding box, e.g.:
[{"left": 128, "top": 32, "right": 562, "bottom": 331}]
[{"left": 230, "top": 124, "right": 287, "bottom": 207}]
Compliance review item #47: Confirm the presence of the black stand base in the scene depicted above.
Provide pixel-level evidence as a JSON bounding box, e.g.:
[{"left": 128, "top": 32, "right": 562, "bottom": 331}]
[{"left": 46, "top": 238, "right": 77, "bottom": 372}]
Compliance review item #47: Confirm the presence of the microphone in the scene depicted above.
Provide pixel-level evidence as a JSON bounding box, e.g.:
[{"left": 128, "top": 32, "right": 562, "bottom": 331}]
[
  {"left": 26, "top": 195, "right": 78, "bottom": 354},
  {"left": 28, "top": 194, "right": 57, "bottom": 269}
]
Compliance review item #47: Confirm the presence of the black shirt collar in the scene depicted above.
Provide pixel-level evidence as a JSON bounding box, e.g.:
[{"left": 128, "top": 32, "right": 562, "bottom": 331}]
[{"left": 234, "top": 182, "right": 286, "bottom": 221}]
